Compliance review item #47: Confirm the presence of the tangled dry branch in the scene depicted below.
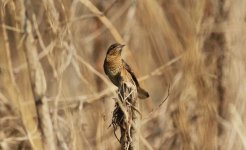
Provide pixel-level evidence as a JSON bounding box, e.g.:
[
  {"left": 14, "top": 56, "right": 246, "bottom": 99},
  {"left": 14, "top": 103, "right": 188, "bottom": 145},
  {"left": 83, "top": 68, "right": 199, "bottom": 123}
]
[{"left": 111, "top": 82, "right": 140, "bottom": 150}]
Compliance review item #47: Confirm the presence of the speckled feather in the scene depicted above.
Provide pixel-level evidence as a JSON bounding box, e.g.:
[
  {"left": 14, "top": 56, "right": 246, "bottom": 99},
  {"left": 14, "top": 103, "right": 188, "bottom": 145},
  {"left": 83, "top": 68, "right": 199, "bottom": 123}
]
[{"left": 104, "top": 43, "right": 149, "bottom": 99}]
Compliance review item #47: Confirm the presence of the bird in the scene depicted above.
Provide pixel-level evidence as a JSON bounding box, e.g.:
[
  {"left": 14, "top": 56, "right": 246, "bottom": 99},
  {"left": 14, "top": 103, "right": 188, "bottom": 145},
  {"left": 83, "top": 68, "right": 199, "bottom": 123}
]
[{"left": 103, "top": 43, "right": 149, "bottom": 99}]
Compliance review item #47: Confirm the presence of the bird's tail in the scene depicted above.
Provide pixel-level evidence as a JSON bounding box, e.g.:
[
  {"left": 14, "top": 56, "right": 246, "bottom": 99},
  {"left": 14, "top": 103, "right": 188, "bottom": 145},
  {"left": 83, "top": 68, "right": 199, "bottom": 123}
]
[{"left": 137, "top": 86, "right": 149, "bottom": 99}]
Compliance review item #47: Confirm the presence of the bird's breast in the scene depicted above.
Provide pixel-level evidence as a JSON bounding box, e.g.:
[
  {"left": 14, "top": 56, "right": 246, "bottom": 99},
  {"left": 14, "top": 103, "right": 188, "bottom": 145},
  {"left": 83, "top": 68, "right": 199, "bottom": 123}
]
[{"left": 106, "top": 56, "right": 122, "bottom": 75}]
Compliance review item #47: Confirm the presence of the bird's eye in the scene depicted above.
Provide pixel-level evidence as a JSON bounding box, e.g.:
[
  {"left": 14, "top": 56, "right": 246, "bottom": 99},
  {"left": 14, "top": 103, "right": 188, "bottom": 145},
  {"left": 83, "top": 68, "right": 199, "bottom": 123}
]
[
  {"left": 111, "top": 45, "right": 116, "bottom": 49},
  {"left": 109, "top": 43, "right": 120, "bottom": 50}
]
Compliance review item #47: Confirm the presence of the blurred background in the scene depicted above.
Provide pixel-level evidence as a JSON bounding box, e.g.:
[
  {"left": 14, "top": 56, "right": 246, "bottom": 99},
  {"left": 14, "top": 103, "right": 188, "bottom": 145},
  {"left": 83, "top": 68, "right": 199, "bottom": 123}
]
[{"left": 1, "top": 0, "right": 246, "bottom": 149}]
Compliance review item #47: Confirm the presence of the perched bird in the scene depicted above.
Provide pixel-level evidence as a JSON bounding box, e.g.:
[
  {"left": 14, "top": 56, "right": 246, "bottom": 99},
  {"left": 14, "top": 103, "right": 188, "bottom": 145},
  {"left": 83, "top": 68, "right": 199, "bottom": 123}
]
[{"left": 103, "top": 43, "right": 149, "bottom": 99}]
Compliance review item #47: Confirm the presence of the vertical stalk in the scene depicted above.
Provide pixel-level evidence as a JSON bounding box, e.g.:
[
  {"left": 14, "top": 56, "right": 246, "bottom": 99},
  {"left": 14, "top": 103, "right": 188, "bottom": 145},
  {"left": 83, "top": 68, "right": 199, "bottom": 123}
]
[{"left": 113, "top": 82, "right": 140, "bottom": 150}]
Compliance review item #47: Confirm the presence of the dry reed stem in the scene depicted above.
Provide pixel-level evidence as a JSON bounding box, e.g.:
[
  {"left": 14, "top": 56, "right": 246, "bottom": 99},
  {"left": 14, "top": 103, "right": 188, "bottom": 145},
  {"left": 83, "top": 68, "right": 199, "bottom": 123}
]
[
  {"left": 112, "top": 82, "right": 140, "bottom": 150},
  {"left": 2, "top": 24, "right": 24, "bottom": 33},
  {"left": 229, "top": 104, "right": 246, "bottom": 149},
  {"left": 137, "top": 0, "right": 184, "bottom": 62},
  {"left": 159, "top": 0, "right": 221, "bottom": 149},
  {"left": 1, "top": 2, "right": 45, "bottom": 149},
  {"left": 74, "top": 53, "right": 112, "bottom": 87},
  {"left": 13, "top": 42, "right": 56, "bottom": 73},
  {"left": 71, "top": 59, "right": 95, "bottom": 92},
  {"left": 32, "top": 14, "right": 58, "bottom": 78},
  {"left": 24, "top": 18, "right": 57, "bottom": 150},
  {"left": 81, "top": 1, "right": 131, "bottom": 45},
  {"left": 15, "top": 26, "right": 45, "bottom": 150},
  {"left": 0, "top": 7, "right": 20, "bottom": 111},
  {"left": 139, "top": 135, "right": 154, "bottom": 150},
  {"left": 79, "top": 0, "right": 135, "bottom": 58},
  {"left": 222, "top": 0, "right": 246, "bottom": 146},
  {"left": 79, "top": 0, "right": 124, "bottom": 43},
  {"left": 42, "top": 0, "right": 60, "bottom": 33}
]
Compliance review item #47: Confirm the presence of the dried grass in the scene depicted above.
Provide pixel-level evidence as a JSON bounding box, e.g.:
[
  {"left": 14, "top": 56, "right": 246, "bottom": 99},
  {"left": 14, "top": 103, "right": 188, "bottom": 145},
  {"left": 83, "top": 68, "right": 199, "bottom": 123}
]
[{"left": 0, "top": 0, "right": 246, "bottom": 149}]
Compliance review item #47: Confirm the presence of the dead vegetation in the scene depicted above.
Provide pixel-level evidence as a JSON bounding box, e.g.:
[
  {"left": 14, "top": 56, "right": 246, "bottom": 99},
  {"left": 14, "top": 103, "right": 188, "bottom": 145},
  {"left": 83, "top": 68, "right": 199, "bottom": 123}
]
[{"left": 0, "top": 0, "right": 246, "bottom": 149}]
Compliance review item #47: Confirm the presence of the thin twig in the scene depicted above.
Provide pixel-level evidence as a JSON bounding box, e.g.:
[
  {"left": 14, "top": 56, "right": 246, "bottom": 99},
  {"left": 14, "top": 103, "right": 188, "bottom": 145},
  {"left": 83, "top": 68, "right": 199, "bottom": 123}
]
[
  {"left": 2, "top": 24, "right": 24, "bottom": 33},
  {"left": 13, "top": 41, "right": 56, "bottom": 73},
  {"left": 139, "top": 55, "right": 182, "bottom": 82},
  {"left": 102, "top": 0, "right": 119, "bottom": 15},
  {"left": 143, "top": 84, "right": 170, "bottom": 120},
  {"left": 79, "top": 0, "right": 124, "bottom": 42},
  {"left": 81, "top": 1, "right": 131, "bottom": 44},
  {"left": 125, "top": 100, "right": 142, "bottom": 119},
  {"left": 79, "top": 0, "right": 135, "bottom": 58},
  {"left": 46, "top": 56, "right": 179, "bottom": 106},
  {"left": 113, "top": 98, "right": 129, "bottom": 121},
  {"left": 73, "top": 53, "right": 112, "bottom": 87}
]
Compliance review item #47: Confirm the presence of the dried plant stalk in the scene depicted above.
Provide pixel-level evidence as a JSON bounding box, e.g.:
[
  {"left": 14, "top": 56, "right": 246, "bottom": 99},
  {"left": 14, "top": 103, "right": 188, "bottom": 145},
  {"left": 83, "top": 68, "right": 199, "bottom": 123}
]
[
  {"left": 24, "top": 19, "right": 57, "bottom": 150},
  {"left": 112, "top": 82, "right": 140, "bottom": 150},
  {"left": 0, "top": 6, "right": 20, "bottom": 112},
  {"left": 79, "top": 0, "right": 134, "bottom": 55},
  {"left": 0, "top": 2, "right": 45, "bottom": 150}
]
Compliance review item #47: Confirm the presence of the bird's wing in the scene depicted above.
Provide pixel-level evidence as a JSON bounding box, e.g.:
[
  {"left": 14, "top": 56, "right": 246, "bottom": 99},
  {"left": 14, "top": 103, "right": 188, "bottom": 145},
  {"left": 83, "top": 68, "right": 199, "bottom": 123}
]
[
  {"left": 122, "top": 60, "right": 140, "bottom": 87},
  {"left": 123, "top": 60, "right": 150, "bottom": 99}
]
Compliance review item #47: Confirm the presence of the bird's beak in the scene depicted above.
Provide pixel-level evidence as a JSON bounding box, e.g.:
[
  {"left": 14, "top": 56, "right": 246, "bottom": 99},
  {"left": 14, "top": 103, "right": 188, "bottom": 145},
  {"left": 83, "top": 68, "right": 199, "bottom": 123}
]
[
  {"left": 119, "top": 44, "right": 125, "bottom": 48},
  {"left": 118, "top": 44, "right": 125, "bottom": 53}
]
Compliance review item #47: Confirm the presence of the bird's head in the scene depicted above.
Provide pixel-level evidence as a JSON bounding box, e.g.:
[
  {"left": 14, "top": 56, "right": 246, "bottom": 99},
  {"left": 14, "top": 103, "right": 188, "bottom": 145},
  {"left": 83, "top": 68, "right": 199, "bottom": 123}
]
[{"left": 106, "top": 43, "right": 125, "bottom": 56}]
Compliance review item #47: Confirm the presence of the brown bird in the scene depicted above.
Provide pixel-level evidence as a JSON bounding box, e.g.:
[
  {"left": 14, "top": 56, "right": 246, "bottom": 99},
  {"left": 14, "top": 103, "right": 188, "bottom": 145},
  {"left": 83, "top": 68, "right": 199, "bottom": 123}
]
[{"left": 103, "top": 43, "right": 149, "bottom": 99}]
